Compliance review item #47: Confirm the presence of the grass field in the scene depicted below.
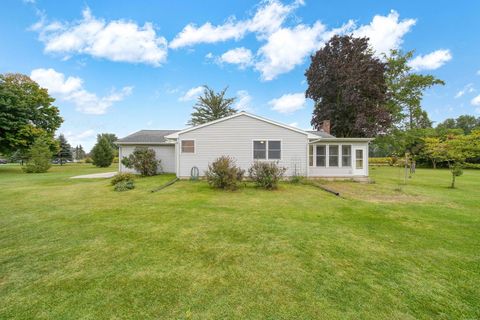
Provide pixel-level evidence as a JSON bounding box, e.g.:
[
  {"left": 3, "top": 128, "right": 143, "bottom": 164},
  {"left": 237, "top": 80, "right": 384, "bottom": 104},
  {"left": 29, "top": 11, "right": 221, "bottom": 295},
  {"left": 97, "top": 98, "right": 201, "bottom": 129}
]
[{"left": 0, "top": 164, "right": 479, "bottom": 319}]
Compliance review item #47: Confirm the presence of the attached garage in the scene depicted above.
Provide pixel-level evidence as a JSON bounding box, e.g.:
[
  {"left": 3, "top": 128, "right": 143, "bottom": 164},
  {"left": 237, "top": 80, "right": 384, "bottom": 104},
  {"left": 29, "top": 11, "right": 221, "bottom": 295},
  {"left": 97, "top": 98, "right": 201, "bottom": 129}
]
[{"left": 116, "top": 130, "right": 178, "bottom": 174}]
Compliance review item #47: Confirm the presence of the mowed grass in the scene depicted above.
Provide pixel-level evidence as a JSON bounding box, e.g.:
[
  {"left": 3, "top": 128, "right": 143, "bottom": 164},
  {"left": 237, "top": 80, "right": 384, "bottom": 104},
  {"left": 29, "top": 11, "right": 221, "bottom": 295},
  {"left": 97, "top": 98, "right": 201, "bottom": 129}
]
[{"left": 0, "top": 164, "right": 479, "bottom": 319}]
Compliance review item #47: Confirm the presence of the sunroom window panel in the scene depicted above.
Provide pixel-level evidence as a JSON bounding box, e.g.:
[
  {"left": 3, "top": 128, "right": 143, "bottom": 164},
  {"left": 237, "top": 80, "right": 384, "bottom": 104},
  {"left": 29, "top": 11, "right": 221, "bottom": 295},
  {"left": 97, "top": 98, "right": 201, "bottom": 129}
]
[
  {"left": 342, "top": 145, "right": 352, "bottom": 167},
  {"left": 316, "top": 145, "right": 326, "bottom": 167},
  {"left": 253, "top": 140, "right": 267, "bottom": 160},
  {"left": 268, "top": 140, "right": 281, "bottom": 160},
  {"left": 329, "top": 145, "right": 339, "bottom": 167},
  {"left": 309, "top": 145, "right": 314, "bottom": 166}
]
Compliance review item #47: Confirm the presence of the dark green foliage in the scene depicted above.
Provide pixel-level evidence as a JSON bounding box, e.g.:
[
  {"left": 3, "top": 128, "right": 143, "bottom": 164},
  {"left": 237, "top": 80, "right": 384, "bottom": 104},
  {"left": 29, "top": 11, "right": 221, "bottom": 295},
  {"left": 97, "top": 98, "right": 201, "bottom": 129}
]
[
  {"left": 97, "top": 133, "right": 118, "bottom": 156},
  {"left": 113, "top": 180, "right": 135, "bottom": 192},
  {"left": 91, "top": 136, "right": 114, "bottom": 167},
  {"left": 56, "top": 134, "right": 72, "bottom": 165},
  {"left": 111, "top": 173, "right": 136, "bottom": 186},
  {"left": 189, "top": 86, "right": 237, "bottom": 126},
  {"left": 205, "top": 156, "right": 245, "bottom": 190},
  {"left": 22, "top": 135, "right": 53, "bottom": 173},
  {"left": 121, "top": 147, "right": 160, "bottom": 176},
  {"left": 248, "top": 161, "right": 286, "bottom": 190},
  {"left": 0, "top": 73, "right": 63, "bottom": 155},
  {"left": 306, "top": 35, "right": 391, "bottom": 137},
  {"left": 436, "top": 115, "right": 480, "bottom": 135}
]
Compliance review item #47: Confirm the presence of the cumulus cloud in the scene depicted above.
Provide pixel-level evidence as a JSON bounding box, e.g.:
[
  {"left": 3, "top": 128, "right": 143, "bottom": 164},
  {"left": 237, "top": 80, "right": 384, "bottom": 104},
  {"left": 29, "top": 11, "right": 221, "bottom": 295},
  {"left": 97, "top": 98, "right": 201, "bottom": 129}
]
[
  {"left": 31, "top": 68, "right": 132, "bottom": 115},
  {"left": 455, "top": 83, "right": 475, "bottom": 99},
  {"left": 219, "top": 47, "right": 253, "bottom": 68},
  {"left": 169, "top": 0, "right": 303, "bottom": 49},
  {"left": 234, "top": 90, "right": 252, "bottom": 111},
  {"left": 353, "top": 11, "right": 415, "bottom": 55},
  {"left": 269, "top": 92, "right": 306, "bottom": 114},
  {"left": 179, "top": 86, "right": 204, "bottom": 101},
  {"left": 408, "top": 49, "right": 452, "bottom": 71},
  {"left": 32, "top": 8, "right": 168, "bottom": 66},
  {"left": 471, "top": 95, "right": 480, "bottom": 106}
]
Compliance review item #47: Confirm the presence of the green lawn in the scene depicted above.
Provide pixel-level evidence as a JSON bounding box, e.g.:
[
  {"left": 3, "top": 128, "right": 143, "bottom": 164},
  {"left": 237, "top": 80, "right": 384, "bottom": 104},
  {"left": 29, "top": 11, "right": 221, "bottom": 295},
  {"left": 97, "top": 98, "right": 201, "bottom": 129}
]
[{"left": 0, "top": 164, "right": 479, "bottom": 319}]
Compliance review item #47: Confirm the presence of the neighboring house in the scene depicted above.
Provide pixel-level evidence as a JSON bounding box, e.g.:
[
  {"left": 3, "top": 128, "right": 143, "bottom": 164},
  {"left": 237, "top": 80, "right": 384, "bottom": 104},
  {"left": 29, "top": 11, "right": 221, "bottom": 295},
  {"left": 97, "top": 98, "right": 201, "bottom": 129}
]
[{"left": 116, "top": 112, "right": 372, "bottom": 179}]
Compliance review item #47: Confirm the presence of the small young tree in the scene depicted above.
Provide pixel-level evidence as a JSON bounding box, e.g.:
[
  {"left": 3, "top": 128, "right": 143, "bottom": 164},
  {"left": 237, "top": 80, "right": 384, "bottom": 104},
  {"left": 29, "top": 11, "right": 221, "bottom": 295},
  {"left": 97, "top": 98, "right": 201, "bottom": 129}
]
[
  {"left": 442, "top": 132, "right": 479, "bottom": 188},
  {"left": 23, "top": 136, "right": 53, "bottom": 173},
  {"left": 91, "top": 136, "right": 114, "bottom": 167},
  {"left": 121, "top": 147, "right": 160, "bottom": 176},
  {"left": 56, "top": 134, "right": 72, "bottom": 165}
]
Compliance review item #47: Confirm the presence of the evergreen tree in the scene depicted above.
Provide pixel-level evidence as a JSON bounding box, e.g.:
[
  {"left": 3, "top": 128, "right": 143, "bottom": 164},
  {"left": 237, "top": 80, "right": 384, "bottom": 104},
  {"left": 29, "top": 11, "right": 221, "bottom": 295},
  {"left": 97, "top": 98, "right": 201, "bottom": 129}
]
[
  {"left": 56, "top": 134, "right": 72, "bottom": 165},
  {"left": 97, "top": 133, "right": 119, "bottom": 156},
  {"left": 73, "top": 145, "right": 86, "bottom": 160},
  {"left": 91, "top": 136, "right": 114, "bottom": 167},
  {"left": 188, "top": 86, "right": 237, "bottom": 126},
  {"left": 23, "top": 135, "right": 53, "bottom": 173}
]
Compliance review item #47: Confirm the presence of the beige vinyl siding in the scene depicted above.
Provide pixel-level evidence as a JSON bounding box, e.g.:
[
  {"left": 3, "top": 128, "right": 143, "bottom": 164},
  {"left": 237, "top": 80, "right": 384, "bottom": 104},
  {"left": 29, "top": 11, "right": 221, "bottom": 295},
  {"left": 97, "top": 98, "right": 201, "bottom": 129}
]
[
  {"left": 119, "top": 145, "right": 176, "bottom": 174},
  {"left": 177, "top": 114, "right": 308, "bottom": 178}
]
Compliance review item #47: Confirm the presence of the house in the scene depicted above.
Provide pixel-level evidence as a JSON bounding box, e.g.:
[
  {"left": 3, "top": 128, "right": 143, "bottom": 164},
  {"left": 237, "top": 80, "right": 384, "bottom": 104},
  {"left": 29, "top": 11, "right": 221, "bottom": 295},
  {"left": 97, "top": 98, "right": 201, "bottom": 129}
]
[{"left": 116, "top": 112, "right": 372, "bottom": 179}]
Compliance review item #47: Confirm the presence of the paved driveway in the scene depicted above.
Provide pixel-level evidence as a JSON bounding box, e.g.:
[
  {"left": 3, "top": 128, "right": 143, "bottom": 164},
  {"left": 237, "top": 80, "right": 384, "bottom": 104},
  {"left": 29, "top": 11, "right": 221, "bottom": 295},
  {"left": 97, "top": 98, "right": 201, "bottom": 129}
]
[{"left": 71, "top": 172, "right": 117, "bottom": 179}]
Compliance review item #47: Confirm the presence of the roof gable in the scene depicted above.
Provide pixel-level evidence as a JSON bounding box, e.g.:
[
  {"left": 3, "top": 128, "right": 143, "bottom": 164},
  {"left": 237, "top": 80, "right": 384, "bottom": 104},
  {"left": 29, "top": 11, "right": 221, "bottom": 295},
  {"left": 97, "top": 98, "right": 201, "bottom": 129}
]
[
  {"left": 116, "top": 130, "right": 179, "bottom": 144},
  {"left": 165, "top": 112, "right": 309, "bottom": 138}
]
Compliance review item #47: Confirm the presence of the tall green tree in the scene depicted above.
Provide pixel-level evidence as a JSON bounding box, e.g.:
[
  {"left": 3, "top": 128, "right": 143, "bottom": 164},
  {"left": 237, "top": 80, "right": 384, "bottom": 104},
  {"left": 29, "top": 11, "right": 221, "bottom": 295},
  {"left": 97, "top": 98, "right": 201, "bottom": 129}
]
[
  {"left": 384, "top": 50, "right": 444, "bottom": 130},
  {"left": 91, "top": 136, "right": 114, "bottom": 167},
  {"left": 73, "top": 145, "right": 86, "bottom": 160},
  {"left": 56, "top": 134, "right": 73, "bottom": 165},
  {"left": 97, "top": 133, "right": 119, "bottom": 156},
  {"left": 305, "top": 35, "right": 391, "bottom": 137},
  {"left": 188, "top": 86, "right": 237, "bottom": 126},
  {"left": 0, "top": 73, "right": 63, "bottom": 155}
]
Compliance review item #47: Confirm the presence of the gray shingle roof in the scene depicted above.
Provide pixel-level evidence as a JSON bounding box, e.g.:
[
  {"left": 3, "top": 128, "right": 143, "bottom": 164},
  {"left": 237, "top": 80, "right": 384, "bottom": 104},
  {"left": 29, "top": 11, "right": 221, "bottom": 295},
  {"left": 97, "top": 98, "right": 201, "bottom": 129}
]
[
  {"left": 116, "top": 130, "right": 179, "bottom": 144},
  {"left": 307, "top": 130, "right": 335, "bottom": 138}
]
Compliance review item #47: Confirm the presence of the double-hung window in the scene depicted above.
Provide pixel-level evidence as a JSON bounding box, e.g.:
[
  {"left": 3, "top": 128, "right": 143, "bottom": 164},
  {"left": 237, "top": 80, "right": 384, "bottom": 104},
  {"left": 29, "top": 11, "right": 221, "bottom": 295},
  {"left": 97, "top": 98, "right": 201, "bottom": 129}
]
[
  {"left": 316, "top": 145, "right": 326, "bottom": 167},
  {"left": 181, "top": 140, "right": 195, "bottom": 153},
  {"left": 253, "top": 140, "right": 281, "bottom": 160},
  {"left": 329, "top": 145, "right": 339, "bottom": 167},
  {"left": 342, "top": 145, "right": 352, "bottom": 167}
]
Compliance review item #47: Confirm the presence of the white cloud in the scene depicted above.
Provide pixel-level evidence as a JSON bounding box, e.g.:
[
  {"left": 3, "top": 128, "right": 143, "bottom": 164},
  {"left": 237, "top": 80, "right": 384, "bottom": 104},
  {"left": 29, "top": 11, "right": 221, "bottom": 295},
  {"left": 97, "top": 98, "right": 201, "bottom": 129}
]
[
  {"left": 256, "top": 22, "right": 326, "bottom": 81},
  {"left": 234, "top": 90, "right": 252, "bottom": 111},
  {"left": 179, "top": 86, "right": 204, "bottom": 101},
  {"left": 477, "top": 70, "right": 480, "bottom": 76},
  {"left": 63, "top": 129, "right": 96, "bottom": 149},
  {"left": 31, "top": 68, "right": 132, "bottom": 115},
  {"left": 76, "top": 129, "right": 96, "bottom": 139},
  {"left": 353, "top": 10, "right": 416, "bottom": 55},
  {"left": 32, "top": 8, "right": 168, "bottom": 66},
  {"left": 471, "top": 95, "right": 480, "bottom": 106},
  {"left": 169, "top": 0, "right": 302, "bottom": 49},
  {"left": 408, "top": 49, "right": 452, "bottom": 71},
  {"left": 289, "top": 122, "right": 298, "bottom": 127},
  {"left": 455, "top": 83, "right": 475, "bottom": 98},
  {"left": 219, "top": 47, "right": 253, "bottom": 68},
  {"left": 269, "top": 92, "right": 306, "bottom": 114}
]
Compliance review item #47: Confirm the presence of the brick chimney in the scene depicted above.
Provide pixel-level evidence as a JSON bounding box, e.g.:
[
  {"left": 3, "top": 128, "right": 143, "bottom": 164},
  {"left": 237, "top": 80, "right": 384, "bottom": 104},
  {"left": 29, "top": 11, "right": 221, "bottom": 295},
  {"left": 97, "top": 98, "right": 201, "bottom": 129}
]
[{"left": 320, "top": 120, "right": 331, "bottom": 134}]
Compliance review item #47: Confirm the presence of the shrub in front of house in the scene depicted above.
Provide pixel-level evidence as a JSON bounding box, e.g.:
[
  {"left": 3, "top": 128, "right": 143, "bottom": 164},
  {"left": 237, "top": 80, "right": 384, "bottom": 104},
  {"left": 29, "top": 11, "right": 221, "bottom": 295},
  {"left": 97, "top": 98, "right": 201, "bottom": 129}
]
[
  {"left": 205, "top": 156, "right": 245, "bottom": 190},
  {"left": 110, "top": 173, "right": 136, "bottom": 186},
  {"left": 114, "top": 180, "right": 135, "bottom": 192},
  {"left": 121, "top": 147, "right": 161, "bottom": 176},
  {"left": 248, "top": 161, "right": 286, "bottom": 190}
]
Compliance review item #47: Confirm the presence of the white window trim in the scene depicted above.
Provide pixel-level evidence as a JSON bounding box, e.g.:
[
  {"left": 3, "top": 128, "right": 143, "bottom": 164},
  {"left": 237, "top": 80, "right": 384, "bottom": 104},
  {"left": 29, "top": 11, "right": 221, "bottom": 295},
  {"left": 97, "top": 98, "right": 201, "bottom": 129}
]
[
  {"left": 341, "top": 144, "right": 352, "bottom": 168},
  {"left": 314, "top": 144, "right": 327, "bottom": 167},
  {"left": 327, "top": 144, "right": 340, "bottom": 168},
  {"left": 180, "top": 139, "right": 196, "bottom": 154},
  {"left": 252, "top": 139, "right": 282, "bottom": 161}
]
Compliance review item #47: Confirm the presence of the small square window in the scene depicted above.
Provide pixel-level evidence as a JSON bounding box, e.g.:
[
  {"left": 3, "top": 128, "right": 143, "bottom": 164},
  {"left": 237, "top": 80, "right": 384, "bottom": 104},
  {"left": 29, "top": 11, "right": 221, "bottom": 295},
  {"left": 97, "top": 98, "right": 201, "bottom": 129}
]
[{"left": 181, "top": 140, "right": 195, "bottom": 153}]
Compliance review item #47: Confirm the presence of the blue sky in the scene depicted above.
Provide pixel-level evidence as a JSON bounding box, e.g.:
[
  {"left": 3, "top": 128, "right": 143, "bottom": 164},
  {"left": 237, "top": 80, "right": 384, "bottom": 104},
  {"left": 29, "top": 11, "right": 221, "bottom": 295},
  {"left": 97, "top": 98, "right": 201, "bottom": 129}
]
[{"left": 1, "top": 0, "right": 479, "bottom": 150}]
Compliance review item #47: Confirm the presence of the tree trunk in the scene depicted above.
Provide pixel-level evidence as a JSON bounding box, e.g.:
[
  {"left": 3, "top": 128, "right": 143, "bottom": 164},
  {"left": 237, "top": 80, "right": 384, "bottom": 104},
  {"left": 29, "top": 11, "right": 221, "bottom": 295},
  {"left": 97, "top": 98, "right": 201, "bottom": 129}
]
[
  {"left": 451, "top": 172, "right": 456, "bottom": 188},
  {"left": 404, "top": 154, "right": 408, "bottom": 184},
  {"left": 432, "top": 159, "right": 436, "bottom": 169}
]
